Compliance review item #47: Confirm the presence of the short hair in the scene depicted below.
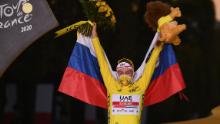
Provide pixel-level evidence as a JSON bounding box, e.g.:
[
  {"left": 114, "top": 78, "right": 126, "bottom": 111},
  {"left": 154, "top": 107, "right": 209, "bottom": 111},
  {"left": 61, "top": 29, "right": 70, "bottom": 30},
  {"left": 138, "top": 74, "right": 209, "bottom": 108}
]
[{"left": 117, "top": 58, "right": 134, "bottom": 68}]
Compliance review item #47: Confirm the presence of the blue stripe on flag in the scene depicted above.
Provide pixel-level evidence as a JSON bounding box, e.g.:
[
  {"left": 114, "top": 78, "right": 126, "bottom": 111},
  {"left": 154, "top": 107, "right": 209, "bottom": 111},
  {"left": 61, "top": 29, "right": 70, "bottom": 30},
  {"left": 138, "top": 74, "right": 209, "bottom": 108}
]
[
  {"left": 151, "top": 45, "right": 177, "bottom": 80},
  {"left": 68, "top": 42, "right": 103, "bottom": 81}
]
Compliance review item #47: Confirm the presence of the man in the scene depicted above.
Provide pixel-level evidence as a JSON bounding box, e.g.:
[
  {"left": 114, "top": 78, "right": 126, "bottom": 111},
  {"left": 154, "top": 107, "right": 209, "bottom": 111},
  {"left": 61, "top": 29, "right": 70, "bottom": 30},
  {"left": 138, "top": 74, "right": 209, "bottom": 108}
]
[
  {"left": 91, "top": 23, "right": 163, "bottom": 124},
  {"left": 90, "top": 5, "right": 185, "bottom": 123}
]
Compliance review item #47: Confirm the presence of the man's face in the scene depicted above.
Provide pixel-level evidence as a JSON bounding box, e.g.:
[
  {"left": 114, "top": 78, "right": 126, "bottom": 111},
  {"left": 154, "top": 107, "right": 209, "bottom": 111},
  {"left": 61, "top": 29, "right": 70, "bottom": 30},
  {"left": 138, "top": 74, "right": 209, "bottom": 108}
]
[
  {"left": 116, "top": 62, "right": 134, "bottom": 83},
  {"left": 116, "top": 66, "right": 134, "bottom": 78}
]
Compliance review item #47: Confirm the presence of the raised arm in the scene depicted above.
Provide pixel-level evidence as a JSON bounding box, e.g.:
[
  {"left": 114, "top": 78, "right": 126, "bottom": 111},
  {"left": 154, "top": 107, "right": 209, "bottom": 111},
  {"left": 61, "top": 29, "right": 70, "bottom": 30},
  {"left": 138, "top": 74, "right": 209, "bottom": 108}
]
[
  {"left": 136, "top": 42, "right": 163, "bottom": 91},
  {"left": 91, "top": 24, "right": 117, "bottom": 91}
]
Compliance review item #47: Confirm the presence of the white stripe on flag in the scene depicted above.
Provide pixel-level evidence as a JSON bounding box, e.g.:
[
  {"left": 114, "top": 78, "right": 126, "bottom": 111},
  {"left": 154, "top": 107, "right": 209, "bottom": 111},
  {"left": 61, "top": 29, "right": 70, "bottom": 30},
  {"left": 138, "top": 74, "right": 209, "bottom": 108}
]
[{"left": 133, "top": 32, "right": 159, "bottom": 81}]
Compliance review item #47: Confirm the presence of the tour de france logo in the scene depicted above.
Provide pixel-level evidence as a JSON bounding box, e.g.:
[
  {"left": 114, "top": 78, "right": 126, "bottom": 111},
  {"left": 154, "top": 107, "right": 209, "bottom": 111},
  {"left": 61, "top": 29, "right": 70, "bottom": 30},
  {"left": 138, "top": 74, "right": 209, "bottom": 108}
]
[{"left": 0, "top": 0, "right": 34, "bottom": 33}]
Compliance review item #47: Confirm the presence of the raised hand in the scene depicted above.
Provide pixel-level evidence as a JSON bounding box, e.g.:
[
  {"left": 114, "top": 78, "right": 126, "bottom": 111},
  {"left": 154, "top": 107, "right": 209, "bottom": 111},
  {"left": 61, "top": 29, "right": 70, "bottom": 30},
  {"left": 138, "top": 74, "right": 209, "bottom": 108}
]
[{"left": 92, "top": 22, "right": 97, "bottom": 38}]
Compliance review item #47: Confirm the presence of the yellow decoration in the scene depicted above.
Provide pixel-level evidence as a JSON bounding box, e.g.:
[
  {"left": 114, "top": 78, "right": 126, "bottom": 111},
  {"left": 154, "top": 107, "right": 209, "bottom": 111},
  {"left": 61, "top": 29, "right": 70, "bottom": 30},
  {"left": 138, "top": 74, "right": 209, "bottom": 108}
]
[
  {"left": 105, "top": 11, "right": 111, "bottom": 17},
  {"left": 55, "top": 20, "right": 93, "bottom": 38},
  {"left": 55, "top": 0, "right": 116, "bottom": 38},
  {"left": 98, "top": 6, "right": 108, "bottom": 13},
  {"left": 22, "top": 2, "right": 33, "bottom": 14},
  {"left": 157, "top": 15, "right": 173, "bottom": 32},
  {"left": 96, "top": 1, "right": 106, "bottom": 7},
  {"left": 111, "top": 15, "right": 116, "bottom": 24}
]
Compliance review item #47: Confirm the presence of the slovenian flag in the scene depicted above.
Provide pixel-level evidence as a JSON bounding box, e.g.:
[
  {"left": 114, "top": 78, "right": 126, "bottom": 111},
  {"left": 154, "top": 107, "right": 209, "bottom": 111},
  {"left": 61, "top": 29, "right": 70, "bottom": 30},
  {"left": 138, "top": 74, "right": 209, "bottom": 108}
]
[
  {"left": 58, "top": 33, "right": 186, "bottom": 109},
  {"left": 58, "top": 33, "right": 108, "bottom": 108},
  {"left": 143, "top": 44, "right": 186, "bottom": 106}
]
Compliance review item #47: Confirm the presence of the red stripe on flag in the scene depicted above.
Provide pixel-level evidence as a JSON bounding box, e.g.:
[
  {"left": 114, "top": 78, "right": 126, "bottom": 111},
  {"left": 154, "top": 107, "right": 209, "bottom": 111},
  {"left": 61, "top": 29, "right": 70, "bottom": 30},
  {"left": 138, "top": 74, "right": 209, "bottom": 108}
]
[
  {"left": 144, "top": 64, "right": 186, "bottom": 106},
  {"left": 58, "top": 67, "right": 107, "bottom": 109},
  {"left": 113, "top": 102, "right": 139, "bottom": 106}
]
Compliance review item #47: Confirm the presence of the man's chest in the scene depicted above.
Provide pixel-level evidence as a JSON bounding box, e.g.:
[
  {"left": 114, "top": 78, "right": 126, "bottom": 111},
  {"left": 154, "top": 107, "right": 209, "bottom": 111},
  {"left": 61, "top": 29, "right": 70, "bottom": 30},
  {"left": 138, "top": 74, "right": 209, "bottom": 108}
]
[{"left": 110, "top": 94, "right": 144, "bottom": 115}]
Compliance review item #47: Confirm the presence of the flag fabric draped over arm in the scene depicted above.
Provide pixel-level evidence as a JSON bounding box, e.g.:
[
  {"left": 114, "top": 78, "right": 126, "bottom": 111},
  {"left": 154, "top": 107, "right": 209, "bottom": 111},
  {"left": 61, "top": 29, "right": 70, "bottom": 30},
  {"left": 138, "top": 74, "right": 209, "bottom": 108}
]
[{"left": 143, "top": 44, "right": 186, "bottom": 106}]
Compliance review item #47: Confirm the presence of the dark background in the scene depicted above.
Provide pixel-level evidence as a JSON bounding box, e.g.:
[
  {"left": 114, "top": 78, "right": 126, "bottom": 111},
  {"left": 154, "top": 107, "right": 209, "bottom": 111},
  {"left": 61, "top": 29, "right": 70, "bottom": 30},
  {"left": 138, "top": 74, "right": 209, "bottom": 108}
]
[{"left": 1, "top": 0, "right": 220, "bottom": 124}]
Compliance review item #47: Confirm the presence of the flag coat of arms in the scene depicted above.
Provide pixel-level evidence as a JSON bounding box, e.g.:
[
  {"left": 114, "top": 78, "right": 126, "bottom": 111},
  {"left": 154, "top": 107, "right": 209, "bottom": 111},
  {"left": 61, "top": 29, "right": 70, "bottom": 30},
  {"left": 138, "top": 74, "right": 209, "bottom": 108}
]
[{"left": 58, "top": 33, "right": 186, "bottom": 109}]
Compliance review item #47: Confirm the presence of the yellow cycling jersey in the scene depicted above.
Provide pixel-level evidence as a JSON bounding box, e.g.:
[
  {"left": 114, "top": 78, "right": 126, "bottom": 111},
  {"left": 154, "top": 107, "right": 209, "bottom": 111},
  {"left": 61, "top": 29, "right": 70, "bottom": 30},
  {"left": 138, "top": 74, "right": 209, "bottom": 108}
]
[{"left": 92, "top": 37, "right": 163, "bottom": 124}]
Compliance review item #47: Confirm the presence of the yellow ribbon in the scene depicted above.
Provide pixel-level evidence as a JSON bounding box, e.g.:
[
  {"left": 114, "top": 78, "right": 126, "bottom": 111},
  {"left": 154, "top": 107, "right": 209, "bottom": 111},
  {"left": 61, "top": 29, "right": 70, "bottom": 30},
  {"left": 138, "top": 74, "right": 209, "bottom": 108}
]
[{"left": 55, "top": 20, "right": 94, "bottom": 38}]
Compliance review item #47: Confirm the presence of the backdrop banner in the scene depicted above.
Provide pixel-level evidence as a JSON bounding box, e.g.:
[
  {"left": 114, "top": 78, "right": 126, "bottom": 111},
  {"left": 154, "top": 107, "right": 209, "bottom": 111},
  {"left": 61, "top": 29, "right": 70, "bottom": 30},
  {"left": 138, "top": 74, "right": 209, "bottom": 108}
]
[{"left": 0, "top": 0, "right": 58, "bottom": 77}]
